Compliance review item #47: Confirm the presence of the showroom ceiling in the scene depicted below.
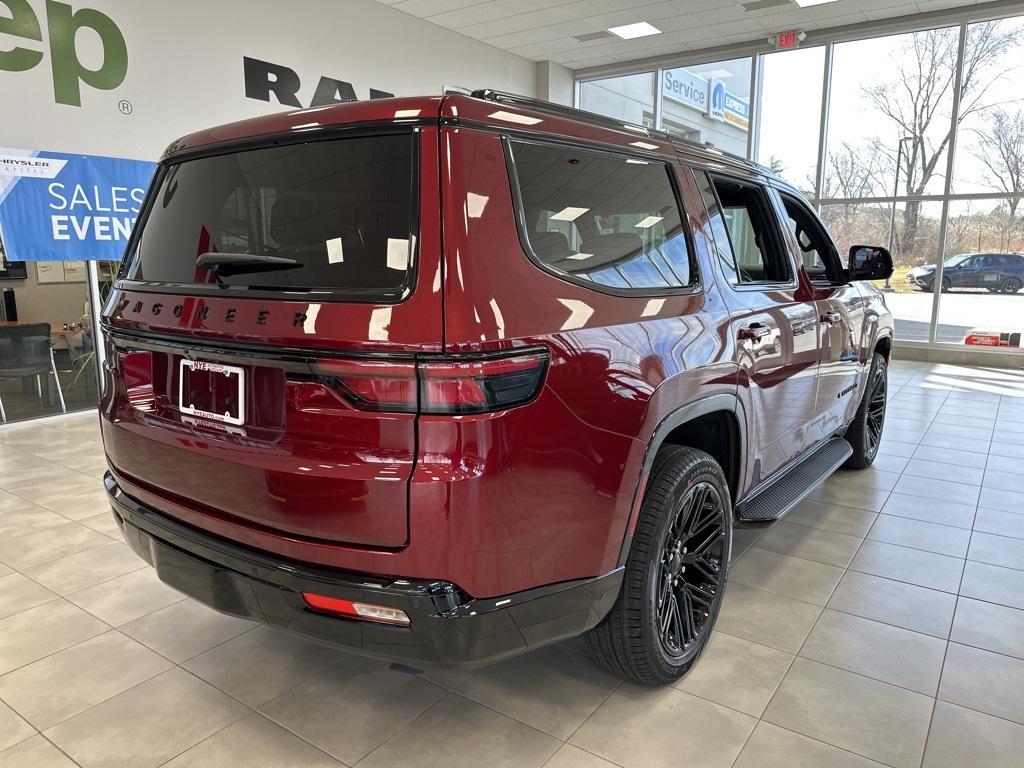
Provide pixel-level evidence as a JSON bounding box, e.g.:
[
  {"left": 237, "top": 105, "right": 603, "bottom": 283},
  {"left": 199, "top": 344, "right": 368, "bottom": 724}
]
[{"left": 373, "top": 0, "right": 985, "bottom": 69}]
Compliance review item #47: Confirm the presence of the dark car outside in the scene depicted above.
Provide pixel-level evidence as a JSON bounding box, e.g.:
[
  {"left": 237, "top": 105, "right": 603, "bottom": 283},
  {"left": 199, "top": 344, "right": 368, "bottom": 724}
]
[{"left": 908, "top": 252, "right": 1024, "bottom": 293}]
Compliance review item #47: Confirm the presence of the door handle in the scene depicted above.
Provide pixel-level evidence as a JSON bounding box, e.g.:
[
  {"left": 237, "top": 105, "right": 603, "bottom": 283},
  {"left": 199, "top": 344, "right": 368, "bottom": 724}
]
[
  {"left": 819, "top": 311, "right": 841, "bottom": 325},
  {"left": 738, "top": 323, "right": 771, "bottom": 341}
]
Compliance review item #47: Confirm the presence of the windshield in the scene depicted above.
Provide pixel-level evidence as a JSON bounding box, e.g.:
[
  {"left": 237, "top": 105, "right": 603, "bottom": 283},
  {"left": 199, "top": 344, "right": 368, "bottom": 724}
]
[
  {"left": 123, "top": 132, "right": 417, "bottom": 300},
  {"left": 943, "top": 254, "right": 972, "bottom": 267}
]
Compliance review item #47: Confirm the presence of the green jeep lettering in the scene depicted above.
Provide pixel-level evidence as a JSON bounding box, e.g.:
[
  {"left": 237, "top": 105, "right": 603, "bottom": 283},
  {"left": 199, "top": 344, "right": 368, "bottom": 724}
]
[{"left": 0, "top": 0, "right": 127, "bottom": 106}]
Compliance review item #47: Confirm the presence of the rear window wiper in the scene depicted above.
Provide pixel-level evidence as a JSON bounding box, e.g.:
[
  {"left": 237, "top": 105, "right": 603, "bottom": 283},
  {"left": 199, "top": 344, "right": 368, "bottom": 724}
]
[{"left": 196, "top": 252, "right": 300, "bottom": 277}]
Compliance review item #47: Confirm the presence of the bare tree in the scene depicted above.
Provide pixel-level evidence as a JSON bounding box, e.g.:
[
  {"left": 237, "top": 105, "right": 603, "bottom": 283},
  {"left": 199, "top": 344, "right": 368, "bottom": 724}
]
[
  {"left": 864, "top": 22, "right": 1021, "bottom": 258},
  {"left": 974, "top": 107, "right": 1024, "bottom": 218}
]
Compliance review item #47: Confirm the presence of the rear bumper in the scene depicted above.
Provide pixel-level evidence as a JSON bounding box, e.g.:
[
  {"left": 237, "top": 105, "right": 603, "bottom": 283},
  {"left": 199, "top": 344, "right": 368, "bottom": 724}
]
[{"left": 104, "top": 472, "right": 622, "bottom": 669}]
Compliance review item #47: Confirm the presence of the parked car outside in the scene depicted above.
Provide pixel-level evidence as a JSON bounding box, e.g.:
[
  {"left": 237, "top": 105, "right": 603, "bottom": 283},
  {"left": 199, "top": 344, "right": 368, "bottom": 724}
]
[
  {"left": 100, "top": 91, "right": 894, "bottom": 684},
  {"left": 908, "top": 252, "right": 1024, "bottom": 293}
]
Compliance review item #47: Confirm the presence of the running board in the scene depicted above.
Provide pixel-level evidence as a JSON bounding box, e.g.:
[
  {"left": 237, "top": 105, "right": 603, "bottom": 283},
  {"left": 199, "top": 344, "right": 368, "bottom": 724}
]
[{"left": 735, "top": 436, "right": 853, "bottom": 522}]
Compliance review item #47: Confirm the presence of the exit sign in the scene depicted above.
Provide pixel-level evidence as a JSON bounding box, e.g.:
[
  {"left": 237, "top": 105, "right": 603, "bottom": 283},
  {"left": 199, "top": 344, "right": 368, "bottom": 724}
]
[{"left": 775, "top": 30, "right": 802, "bottom": 49}]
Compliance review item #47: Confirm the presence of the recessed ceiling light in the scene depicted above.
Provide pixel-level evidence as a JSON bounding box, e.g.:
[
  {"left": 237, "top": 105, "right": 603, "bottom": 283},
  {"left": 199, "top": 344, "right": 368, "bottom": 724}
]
[
  {"left": 551, "top": 206, "right": 589, "bottom": 222},
  {"left": 793, "top": 0, "right": 839, "bottom": 6},
  {"left": 630, "top": 141, "right": 659, "bottom": 150},
  {"left": 608, "top": 22, "right": 661, "bottom": 40}
]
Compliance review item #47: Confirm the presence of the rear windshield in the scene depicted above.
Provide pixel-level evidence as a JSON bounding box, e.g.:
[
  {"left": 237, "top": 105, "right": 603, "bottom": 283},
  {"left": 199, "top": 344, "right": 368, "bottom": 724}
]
[{"left": 123, "top": 132, "right": 416, "bottom": 300}]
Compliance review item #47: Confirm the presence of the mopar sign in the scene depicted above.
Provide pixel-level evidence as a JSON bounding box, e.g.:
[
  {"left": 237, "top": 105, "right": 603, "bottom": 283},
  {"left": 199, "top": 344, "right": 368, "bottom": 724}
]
[{"left": 708, "top": 80, "right": 726, "bottom": 121}]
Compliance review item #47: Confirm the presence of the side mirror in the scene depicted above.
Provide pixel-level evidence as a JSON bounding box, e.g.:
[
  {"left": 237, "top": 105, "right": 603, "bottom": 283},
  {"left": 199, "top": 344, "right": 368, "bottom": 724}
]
[{"left": 848, "top": 245, "right": 894, "bottom": 281}]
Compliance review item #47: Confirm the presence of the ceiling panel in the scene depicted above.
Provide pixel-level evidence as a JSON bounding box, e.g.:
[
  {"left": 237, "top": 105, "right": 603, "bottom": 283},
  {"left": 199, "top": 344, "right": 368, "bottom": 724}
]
[{"left": 371, "top": 0, "right": 989, "bottom": 69}]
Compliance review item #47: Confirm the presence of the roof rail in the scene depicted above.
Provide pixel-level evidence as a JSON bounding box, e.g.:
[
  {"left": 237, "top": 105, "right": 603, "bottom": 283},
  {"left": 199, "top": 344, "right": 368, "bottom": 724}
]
[
  {"left": 469, "top": 89, "right": 668, "bottom": 141},
  {"left": 463, "top": 88, "right": 770, "bottom": 175}
]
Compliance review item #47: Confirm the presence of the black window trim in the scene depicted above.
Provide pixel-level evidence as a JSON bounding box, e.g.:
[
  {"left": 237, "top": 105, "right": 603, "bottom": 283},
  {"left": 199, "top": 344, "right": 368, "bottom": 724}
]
[
  {"left": 501, "top": 134, "right": 702, "bottom": 299},
  {"left": 772, "top": 187, "right": 846, "bottom": 286},
  {"left": 702, "top": 171, "right": 798, "bottom": 293},
  {"left": 115, "top": 124, "right": 423, "bottom": 305}
]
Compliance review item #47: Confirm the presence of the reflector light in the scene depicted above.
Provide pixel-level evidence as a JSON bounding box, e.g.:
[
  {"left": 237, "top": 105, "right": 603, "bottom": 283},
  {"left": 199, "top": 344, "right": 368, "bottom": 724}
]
[{"left": 301, "top": 593, "right": 411, "bottom": 626}]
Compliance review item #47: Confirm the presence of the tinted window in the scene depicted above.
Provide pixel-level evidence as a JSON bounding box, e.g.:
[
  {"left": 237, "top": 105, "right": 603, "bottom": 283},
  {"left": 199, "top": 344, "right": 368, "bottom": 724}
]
[
  {"left": 124, "top": 133, "right": 416, "bottom": 299},
  {"left": 509, "top": 141, "right": 694, "bottom": 291},
  {"left": 702, "top": 174, "right": 792, "bottom": 285}
]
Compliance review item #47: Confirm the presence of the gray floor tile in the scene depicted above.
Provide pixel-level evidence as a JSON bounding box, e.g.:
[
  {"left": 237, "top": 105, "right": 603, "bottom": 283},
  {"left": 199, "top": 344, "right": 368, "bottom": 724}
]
[
  {"left": 874, "top": 439, "right": 918, "bottom": 458},
  {"left": 674, "top": 631, "right": 792, "bottom": 717},
  {"left": 361, "top": 693, "right": 561, "bottom": 768},
  {"left": 990, "top": 440, "right": 1024, "bottom": 459},
  {"left": 0, "top": 735, "right": 76, "bottom": 768},
  {"left": 807, "top": 482, "right": 891, "bottom": 512},
  {"left": 729, "top": 547, "right": 844, "bottom": 605},
  {"left": 0, "top": 572, "right": 57, "bottom": 620},
  {"left": 979, "top": 487, "right": 1024, "bottom": 514},
  {"left": 968, "top": 531, "right": 1024, "bottom": 570},
  {"left": 44, "top": 668, "right": 248, "bottom": 768},
  {"left": 0, "top": 600, "right": 108, "bottom": 675},
  {"left": 891, "top": 475, "right": 980, "bottom": 506},
  {"left": 867, "top": 515, "right": 971, "bottom": 558},
  {"left": 0, "top": 631, "right": 172, "bottom": 729},
  {"left": 939, "top": 642, "right": 1024, "bottom": 724},
  {"left": 903, "top": 458, "right": 984, "bottom": 486},
  {"left": 867, "top": 452, "right": 911, "bottom": 474},
  {"left": 783, "top": 499, "right": 877, "bottom": 537},
  {"left": 960, "top": 559, "right": 1024, "bottom": 610},
  {"left": 850, "top": 540, "right": 965, "bottom": 593},
  {"left": 0, "top": 701, "right": 34, "bottom": 753},
  {"left": 879, "top": 493, "right": 976, "bottom": 529},
  {"left": 734, "top": 721, "right": 889, "bottom": 768},
  {"left": 184, "top": 625, "right": 341, "bottom": 707},
  {"left": 0, "top": 522, "right": 109, "bottom": 571},
  {"left": 827, "top": 570, "right": 956, "bottom": 638},
  {"left": 0, "top": 505, "right": 69, "bottom": 544},
  {"left": 119, "top": 598, "right": 255, "bottom": 663},
  {"left": 21, "top": 540, "right": 146, "bottom": 596},
  {"left": 754, "top": 522, "right": 862, "bottom": 568},
  {"left": 456, "top": 645, "right": 621, "bottom": 739},
  {"left": 716, "top": 582, "right": 822, "bottom": 653},
  {"left": 570, "top": 683, "right": 755, "bottom": 768},
  {"left": 919, "top": 433, "right": 991, "bottom": 454},
  {"left": 78, "top": 511, "right": 123, "bottom": 540},
  {"left": 973, "top": 507, "right": 1024, "bottom": 540},
  {"left": 163, "top": 712, "right": 343, "bottom": 767},
  {"left": 923, "top": 701, "right": 1024, "bottom": 768},
  {"left": 987, "top": 454, "right": 1024, "bottom": 475},
  {"left": 763, "top": 658, "right": 933, "bottom": 768},
  {"left": 799, "top": 609, "right": 946, "bottom": 695},
  {"left": 543, "top": 744, "right": 619, "bottom": 768},
  {"left": 984, "top": 470, "right": 1024, "bottom": 494},
  {"left": 65, "top": 567, "right": 184, "bottom": 626},
  {"left": 912, "top": 444, "right": 988, "bottom": 469},
  {"left": 260, "top": 654, "right": 447, "bottom": 765},
  {"left": 950, "top": 597, "right": 1024, "bottom": 661}
]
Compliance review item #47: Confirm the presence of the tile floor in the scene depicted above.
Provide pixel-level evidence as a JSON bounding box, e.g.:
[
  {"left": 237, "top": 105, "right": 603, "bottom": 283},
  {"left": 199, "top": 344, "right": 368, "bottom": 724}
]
[{"left": 0, "top": 360, "right": 1023, "bottom": 767}]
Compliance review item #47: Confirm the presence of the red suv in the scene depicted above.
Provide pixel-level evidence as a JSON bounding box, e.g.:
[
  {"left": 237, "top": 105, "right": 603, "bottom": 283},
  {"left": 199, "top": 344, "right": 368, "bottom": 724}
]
[{"left": 101, "top": 90, "right": 894, "bottom": 684}]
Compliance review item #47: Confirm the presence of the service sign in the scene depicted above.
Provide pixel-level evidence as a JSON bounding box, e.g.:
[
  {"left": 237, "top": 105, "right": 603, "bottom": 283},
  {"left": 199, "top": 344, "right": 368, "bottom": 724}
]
[{"left": 0, "top": 147, "right": 155, "bottom": 262}]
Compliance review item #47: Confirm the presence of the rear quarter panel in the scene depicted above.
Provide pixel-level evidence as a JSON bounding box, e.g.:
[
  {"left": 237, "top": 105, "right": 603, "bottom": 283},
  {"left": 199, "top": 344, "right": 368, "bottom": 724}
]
[{"left": 433, "top": 126, "right": 738, "bottom": 594}]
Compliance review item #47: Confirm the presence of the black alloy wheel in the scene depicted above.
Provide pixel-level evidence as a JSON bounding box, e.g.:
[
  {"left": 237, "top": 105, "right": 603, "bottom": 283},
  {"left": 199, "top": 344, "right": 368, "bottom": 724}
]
[
  {"left": 654, "top": 481, "right": 726, "bottom": 658},
  {"left": 1003, "top": 277, "right": 1022, "bottom": 294},
  {"left": 941, "top": 276, "right": 952, "bottom": 292},
  {"left": 845, "top": 351, "right": 888, "bottom": 468},
  {"left": 585, "top": 446, "right": 732, "bottom": 685}
]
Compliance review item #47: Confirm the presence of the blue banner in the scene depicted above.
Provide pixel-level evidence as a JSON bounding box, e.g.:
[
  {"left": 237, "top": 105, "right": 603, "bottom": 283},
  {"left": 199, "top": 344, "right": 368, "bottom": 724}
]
[{"left": 0, "top": 147, "right": 155, "bottom": 262}]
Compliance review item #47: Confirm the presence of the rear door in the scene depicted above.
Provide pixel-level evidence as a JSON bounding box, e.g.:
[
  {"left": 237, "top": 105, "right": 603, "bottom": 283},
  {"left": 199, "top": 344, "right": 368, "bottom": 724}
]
[
  {"left": 101, "top": 127, "right": 443, "bottom": 548},
  {"left": 696, "top": 171, "right": 820, "bottom": 487},
  {"left": 774, "top": 190, "right": 864, "bottom": 439}
]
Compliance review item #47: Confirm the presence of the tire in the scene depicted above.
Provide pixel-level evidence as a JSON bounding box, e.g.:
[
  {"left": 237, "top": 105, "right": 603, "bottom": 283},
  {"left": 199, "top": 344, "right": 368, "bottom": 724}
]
[
  {"left": 585, "top": 446, "right": 732, "bottom": 685},
  {"left": 941, "top": 277, "right": 951, "bottom": 292},
  {"left": 845, "top": 352, "right": 888, "bottom": 469},
  {"left": 1002, "top": 277, "right": 1022, "bottom": 294}
]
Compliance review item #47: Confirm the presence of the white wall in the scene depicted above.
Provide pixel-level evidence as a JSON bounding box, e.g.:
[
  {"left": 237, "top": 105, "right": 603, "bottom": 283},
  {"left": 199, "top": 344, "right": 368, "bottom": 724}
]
[{"left": 1, "top": 0, "right": 538, "bottom": 161}]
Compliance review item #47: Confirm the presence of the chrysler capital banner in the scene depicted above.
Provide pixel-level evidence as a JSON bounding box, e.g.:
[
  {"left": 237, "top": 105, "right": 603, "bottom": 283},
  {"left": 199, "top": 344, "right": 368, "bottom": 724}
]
[{"left": 0, "top": 147, "right": 155, "bottom": 262}]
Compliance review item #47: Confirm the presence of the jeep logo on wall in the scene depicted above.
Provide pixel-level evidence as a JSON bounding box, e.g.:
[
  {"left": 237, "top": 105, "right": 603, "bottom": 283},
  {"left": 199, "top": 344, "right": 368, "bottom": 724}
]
[
  {"left": 243, "top": 56, "right": 394, "bottom": 108},
  {"left": 0, "top": 0, "right": 128, "bottom": 107}
]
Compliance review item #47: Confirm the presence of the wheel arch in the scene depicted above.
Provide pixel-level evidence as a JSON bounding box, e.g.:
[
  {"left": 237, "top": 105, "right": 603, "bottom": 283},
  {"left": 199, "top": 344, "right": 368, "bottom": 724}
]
[
  {"left": 617, "top": 394, "right": 746, "bottom": 566},
  {"left": 874, "top": 333, "right": 892, "bottom": 364}
]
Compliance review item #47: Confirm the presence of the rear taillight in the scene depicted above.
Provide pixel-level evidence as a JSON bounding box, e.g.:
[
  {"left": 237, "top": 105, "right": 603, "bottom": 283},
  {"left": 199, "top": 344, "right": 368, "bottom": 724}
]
[
  {"left": 312, "top": 349, "right": 548, "bottom": 415},
  {"left": 301, "top": 593, "right": 411, "bottom": 626}
]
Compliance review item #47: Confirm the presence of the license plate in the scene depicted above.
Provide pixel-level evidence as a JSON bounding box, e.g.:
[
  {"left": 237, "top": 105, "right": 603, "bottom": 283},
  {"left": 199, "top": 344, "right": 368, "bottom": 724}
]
[{"left": 178, "top": 359, "right": 245, "bottom": 426}]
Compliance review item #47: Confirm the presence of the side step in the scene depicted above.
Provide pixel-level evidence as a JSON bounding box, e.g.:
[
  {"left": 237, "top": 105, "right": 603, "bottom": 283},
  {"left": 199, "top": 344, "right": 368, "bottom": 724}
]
[{"left": 735, "top": 436, "right": 853, "bottom": 522}]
